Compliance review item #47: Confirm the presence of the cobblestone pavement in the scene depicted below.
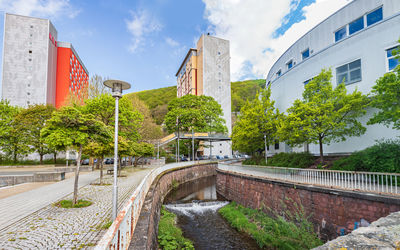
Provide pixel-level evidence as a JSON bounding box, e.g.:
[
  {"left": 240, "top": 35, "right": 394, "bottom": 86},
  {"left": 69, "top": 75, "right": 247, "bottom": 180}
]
[{"left": 0, "top": 166, "right": 156, "bottom": 249}]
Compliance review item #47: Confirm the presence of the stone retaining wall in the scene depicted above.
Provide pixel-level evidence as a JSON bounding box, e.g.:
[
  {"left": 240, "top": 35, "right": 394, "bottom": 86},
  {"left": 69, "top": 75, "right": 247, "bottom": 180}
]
[
  {"left": 0, "top": 172, "right": 66, "bottom": 187},
  {"left": 129, "top": 163, "right": 217, "bottom": 249},
  {"left": 216, "top": 168, "right": 400, "bottom": 241}
]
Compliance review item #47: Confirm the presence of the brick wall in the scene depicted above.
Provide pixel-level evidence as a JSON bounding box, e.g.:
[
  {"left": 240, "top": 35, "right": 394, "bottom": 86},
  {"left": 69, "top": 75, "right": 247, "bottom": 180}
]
[
  {"left": 130, "top": 163, "right": 217, "bottom": 249},
  {"left": 216, "top": 169, "right": 400, "bottom": 241}
]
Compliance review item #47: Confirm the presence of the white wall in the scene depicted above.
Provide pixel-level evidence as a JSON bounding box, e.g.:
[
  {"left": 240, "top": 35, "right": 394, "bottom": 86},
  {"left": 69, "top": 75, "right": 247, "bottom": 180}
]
[{"left": 268, "top": 10, "right": 400, "bottom": 155}]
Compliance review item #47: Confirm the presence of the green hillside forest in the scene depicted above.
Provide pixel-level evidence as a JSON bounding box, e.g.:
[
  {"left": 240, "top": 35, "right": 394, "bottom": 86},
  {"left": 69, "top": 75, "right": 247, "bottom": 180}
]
[{"left": 125, "top": 79, "right": 265, "bottom": 125}]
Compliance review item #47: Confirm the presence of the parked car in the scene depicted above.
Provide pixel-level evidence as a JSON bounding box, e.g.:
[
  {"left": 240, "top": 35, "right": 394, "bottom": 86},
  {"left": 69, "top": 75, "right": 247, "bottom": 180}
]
[
  {"left": 81, "top": 159, "right": 90, "bottom": 165},
  {"left": 105, "top": 158, "right": 114, "bottom": 165},
  {"left": 216, "top": 155, "right": 222, "bottom": 160},
  {"left": 224, "top": 155, "right": 229, "bottom": 159},
  {"left": 180, "top": 156, "right": 188, "bottom": 161}
]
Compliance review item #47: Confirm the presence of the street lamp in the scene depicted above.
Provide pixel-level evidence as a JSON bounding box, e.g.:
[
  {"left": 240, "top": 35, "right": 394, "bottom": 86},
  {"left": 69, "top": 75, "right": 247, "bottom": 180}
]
[{"left": 103, "top": 79, "right": 131, "bottom": 221}]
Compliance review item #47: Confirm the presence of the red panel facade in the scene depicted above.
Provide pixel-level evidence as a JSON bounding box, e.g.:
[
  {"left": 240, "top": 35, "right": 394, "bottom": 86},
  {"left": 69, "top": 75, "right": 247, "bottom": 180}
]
[{"left": 55, "top": 47, "right": 88, "bottom": 108}]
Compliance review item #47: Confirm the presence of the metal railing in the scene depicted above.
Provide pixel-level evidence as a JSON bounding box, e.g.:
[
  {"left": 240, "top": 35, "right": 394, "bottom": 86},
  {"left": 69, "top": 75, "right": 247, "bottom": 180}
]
[
  {"left": 238, "top": 165, "right": 400, "bottom": 195},
  {"left": 95, "top": 161, "right": 212, "bottom": 250}
]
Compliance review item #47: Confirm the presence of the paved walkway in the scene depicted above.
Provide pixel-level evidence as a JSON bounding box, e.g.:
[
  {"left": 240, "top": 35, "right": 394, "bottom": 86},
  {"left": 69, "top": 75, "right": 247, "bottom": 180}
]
[
  {"left": 0, "top": 166, "right": 156, "bottom": 249},
  {"left": 0, "top": 171, "right": 99, "bottom": 230}
]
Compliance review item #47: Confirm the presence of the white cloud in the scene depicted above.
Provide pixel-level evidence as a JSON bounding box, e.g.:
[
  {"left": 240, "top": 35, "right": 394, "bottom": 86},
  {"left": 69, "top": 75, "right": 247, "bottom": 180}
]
[
  {"left": 166, "top": 37, "right": 179, "bottom": 47},
  {"left": 202, "top": 0, "right": 352, "bottom": 81},
  {"left": 0, "top": 0, "right": 79, "bottom": 19},
  {"left": 126, "top": 10, "right": 162, "bottom": 53}
]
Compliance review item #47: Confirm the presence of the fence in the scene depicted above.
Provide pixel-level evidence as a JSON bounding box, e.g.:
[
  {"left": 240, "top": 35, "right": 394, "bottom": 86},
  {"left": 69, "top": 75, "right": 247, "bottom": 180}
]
[
  {"left": 239, "top": 165, "right": 400, "bottom": 195},
  {"left": 94, "top": 161, "right": 207, "bottom": 250}
]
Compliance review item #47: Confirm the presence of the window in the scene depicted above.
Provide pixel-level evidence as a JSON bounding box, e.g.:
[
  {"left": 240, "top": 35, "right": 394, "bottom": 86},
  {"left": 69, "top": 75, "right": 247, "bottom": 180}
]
[
  {"left": 30, "top": 25, "right": 33, "bottom": 28},
  {"left": 335, "top": 27, "right": 347, "bottom": 42},
  {"left": 276, "top": 70, "right": 281, "bottom": 77},
  {"left": 349, "top": 17, "right": 364, "bottom": 35},
  {"left": 274, "top": 142, "right": 279, "bottom": 150},
  {"left": 287, "top": 60, "right": 293, "bottom": 70},
  {"left": 302, "top": 49, "right": 310, "bottom": 60},
  {"left": 387, "top": 46, "right": 400, "bottom": 71},
  {"left": 29, "top": 50, "right": 32, "bottom": 54},
  {"left": 367, "top": 7, "right": 383, "bottom": 26},
  {"left": 336, "top": 59, "right": 362, "bottom": 85},
  {"left": 304, "top": 78, "right": 314, "bottom": 85}
]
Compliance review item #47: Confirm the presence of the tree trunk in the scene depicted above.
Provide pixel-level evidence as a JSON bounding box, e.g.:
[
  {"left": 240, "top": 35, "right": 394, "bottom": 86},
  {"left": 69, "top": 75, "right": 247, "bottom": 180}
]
[
  {"left": 53, "top": 152, "right": 57, "bottom": 164},
  {"left": 100, "top": 156, "right": 104, "bottom": 185},
  {"left": 40, "top": 153, "right": 43, "bottom": 165},
  {"left": 319, "top": 136, "right": 324, "bottom": 164},
  {"left": 73, "top": 145, "right": 82, "bottom": 205}
]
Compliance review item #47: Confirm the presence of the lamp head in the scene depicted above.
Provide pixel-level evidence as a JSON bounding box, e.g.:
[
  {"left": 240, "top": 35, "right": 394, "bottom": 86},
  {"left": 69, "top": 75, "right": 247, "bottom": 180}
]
[{"left": 103, "top": 80, "right": 131, "bottom": 98}]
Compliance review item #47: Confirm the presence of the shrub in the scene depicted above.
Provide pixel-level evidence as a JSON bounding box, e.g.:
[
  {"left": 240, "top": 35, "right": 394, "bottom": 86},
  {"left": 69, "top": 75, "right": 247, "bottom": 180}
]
[
  {"left": 332, "top": 140, "right": 400, "bottom": 173},
  {"left": 158, "top": 206, "right": 194, "bottom": 250},
  {"left": 219, "top": 202, "right": 322, "bottom": 249},
  {"left": 243, "top": 152, "right": 314, "bottom": 169}
]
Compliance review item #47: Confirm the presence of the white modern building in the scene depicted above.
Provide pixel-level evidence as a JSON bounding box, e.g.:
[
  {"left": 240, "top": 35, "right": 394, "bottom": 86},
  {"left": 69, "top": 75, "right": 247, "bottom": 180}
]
[
  {"left": 2, "top": 13, "right": 58, "bottom": 107},
  {"left": 176, "top": 34, "right": 232, "bottom": 157},
  {"left": 266, "top": 0, "right": 400, "bottom": 155}
]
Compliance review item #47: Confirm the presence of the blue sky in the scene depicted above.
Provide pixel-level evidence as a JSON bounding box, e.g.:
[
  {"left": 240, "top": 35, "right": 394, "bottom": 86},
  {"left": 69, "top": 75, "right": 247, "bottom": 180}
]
[{"left": 0, "top": 0, "right": 351, "bottom": 94}]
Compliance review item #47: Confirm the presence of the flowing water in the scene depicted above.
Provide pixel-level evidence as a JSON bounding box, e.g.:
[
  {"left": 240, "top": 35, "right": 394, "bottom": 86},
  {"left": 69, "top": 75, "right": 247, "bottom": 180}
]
[{"left": 163, "top": 176, "right": 260, "bottom": 250}]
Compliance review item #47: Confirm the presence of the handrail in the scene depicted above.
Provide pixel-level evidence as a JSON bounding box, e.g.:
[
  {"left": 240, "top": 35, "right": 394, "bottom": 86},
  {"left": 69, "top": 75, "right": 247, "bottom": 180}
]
[
  {"left": 95, "top": 161, "right": 214, "bottom": 250},
  {"left": 222, "top": 164, "right": 400, "bottom": 196}
]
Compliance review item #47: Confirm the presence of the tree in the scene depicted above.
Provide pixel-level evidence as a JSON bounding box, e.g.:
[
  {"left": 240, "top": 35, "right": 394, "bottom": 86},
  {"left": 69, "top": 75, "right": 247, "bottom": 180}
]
[
  {"left": 232, "top": 87, "right": 280, "bottom": 161},
  {"left": 126, "top": 94, "right": 163, "bottom": 142},
  {"left": 88, "top": 74, "right": 110, "bottom": 99},
  {"left": 83, "top": 141, "right": 111, "bottom": 184},
  {"left": 279, "top": 69, "right": 369, "bottom": 162},
  {"left": 0, "top": 100, "right": 29, "bottom": 162},
  {"left": 164, "top": 95, "right": 227, "bottom": 134},
  {"left": 41, "top": 106, "right": 112, "bottom": 205},
  {"left": 15, "top": 104, "right": 56, "bottom": 164},
  {"left": 131, "top": 142, "right": 154, "bottom": 167},
  {"left": 368, "top": 43, "right": 400, "bottom": 129}
]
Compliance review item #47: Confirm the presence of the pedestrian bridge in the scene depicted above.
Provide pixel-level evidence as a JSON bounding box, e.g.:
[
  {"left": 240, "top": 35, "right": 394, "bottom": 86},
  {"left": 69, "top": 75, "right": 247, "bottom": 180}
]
[{"left": 95, "top": 162, "right": 400, "bottom": 249}]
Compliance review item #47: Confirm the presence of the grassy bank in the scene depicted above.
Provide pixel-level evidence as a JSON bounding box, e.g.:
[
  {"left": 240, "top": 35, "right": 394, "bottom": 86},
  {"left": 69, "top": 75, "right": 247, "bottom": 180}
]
[
  {"left": 158, "top": 206, "right": 194, "bottom": 250},
  {"left": 218, "top": 202, "right": 322, "bottom": 249}
]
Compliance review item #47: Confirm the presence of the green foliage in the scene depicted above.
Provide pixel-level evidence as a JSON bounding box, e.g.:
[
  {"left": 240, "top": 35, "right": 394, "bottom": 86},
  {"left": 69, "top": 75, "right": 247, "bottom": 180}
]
[
  {"left": 332, "top": 140, "right": 400, "bottom": 173},
  {"left": 158, "top": 206, "right": 194, "bottom": 250},
  {"left": 231, "top": 79, "right": 266, "bottom": 113},
  {"left": 55, "top": 199, "right": 93, "bottom": 208},
  {"left": 219, "top": 202, "right": 322, "bottom": 249},
  {"left": 125, "top": 86, "right": 176, "bottom": 125},
  {"left": 164, "top": 95, "right": 227, "bottom": 134},
  {"left": 232, "top": 87, "right": 280, "bottom": 155},
  {"left": 368, "top": 42, "right": 400, "bottom": 129},
  {"left": 15, "top": 104, "right": 56, "bottom": 163},
  {"left": 0, "top": 158, "right": 67, "bottom": 166},
  {"left": 279, "top": 69, "right": 369, "bottom": 162},
  {"left": 0, "top": 100, "right": 29, "bottom": 162},
  {"left": 243, "top": 152, "right": 315, "bottom": 169}
]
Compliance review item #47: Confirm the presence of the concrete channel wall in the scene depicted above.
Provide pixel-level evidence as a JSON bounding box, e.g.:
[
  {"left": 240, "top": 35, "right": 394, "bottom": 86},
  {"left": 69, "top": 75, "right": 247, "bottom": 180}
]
[
  {"left": 129, "top": 162, "right": 217, "bottom": 249},
  {"left": 216, "top": 168, "right": 400, "bottom": 241},
  {"left": 0, "top": 172, "right": 66, "bottom": 186}
]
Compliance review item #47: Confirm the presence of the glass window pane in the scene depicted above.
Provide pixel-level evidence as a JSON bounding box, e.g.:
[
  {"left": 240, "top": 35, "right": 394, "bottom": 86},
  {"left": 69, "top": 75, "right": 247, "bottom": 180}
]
[
  {"left": 335, "top": 27, "right": 347, "bottom": 42},
  {"left": 349, "top": 59, "right": 361, "bottom": 70},
  {"left": 387, "top": 46, "right": 400, "bottom": 58},
  {"left": 350, "top": 69, "right": 361, "bottom": 82},
  {"left": 389, "top": 58, "right": 399, "bottom": 71},
  {"left": 287, "top": 61, "right": 293, "bottom": 69},
  {"left": 349, "top": 17, "right": 364, "bottom": 35},
  {"left": 367, "top": 7, "right": 383, "bottom": 26},
  {"left": 337, "top": 64, "right": 348, "bottom": 74},
  {"left": 302, "top": 49, "right": 309, "bottom": 60},
  {"left": 337, "top": 73, "right": 348, "bottom": 84}
]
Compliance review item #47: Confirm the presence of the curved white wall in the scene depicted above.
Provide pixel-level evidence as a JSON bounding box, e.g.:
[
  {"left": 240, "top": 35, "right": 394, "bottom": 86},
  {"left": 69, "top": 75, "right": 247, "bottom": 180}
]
[{"left": 266, "top": 0, "right": 400, "bottom": 155}]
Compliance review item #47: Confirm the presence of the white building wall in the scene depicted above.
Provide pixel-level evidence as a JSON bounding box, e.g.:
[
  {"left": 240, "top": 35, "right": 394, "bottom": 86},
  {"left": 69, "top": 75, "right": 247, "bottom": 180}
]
[
  {"left": 1, "top": 13, "right": 57, "bottom": 107},
  {"left": 267, "top": 1, "right": 400, "bottom": 155},
  {"left": 202, "top": 35, "right": 232, "bottom": 157}
]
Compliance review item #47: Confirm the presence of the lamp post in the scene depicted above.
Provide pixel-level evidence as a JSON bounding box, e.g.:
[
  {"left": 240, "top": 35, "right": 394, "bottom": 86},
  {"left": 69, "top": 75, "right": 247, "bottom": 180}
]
[{"left": 103, "top": 80, "right": 131, "bottom": 221}]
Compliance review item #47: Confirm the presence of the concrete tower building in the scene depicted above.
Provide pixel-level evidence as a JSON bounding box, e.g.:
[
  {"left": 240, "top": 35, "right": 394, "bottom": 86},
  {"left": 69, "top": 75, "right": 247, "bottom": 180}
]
[
  {"left": 2, "top": 13, "right": 58, "bottom": 107},
  {"left": 176, "top": 34, "right": 232, "bottom": 157},
  {"left": 266, "top": 0, "right": 400, "bottom": 156},
  {"left": 1, "top": 13, "right": 88, "bottom": 108}
]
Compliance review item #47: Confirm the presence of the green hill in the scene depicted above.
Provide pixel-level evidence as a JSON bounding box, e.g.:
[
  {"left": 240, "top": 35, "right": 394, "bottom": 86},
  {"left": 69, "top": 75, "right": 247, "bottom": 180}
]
[{"left": 125, "top": 79, "right": 265, "bottom": 125}]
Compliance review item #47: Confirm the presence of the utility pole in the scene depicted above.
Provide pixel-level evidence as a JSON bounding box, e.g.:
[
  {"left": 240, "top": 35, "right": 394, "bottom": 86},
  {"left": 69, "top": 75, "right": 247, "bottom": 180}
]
[
  {"left": 264, "top": 134, "right": 267, "bottom": 164},
  {"left": 192, "top": 129, "right": 195, "bottom": 161}
]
